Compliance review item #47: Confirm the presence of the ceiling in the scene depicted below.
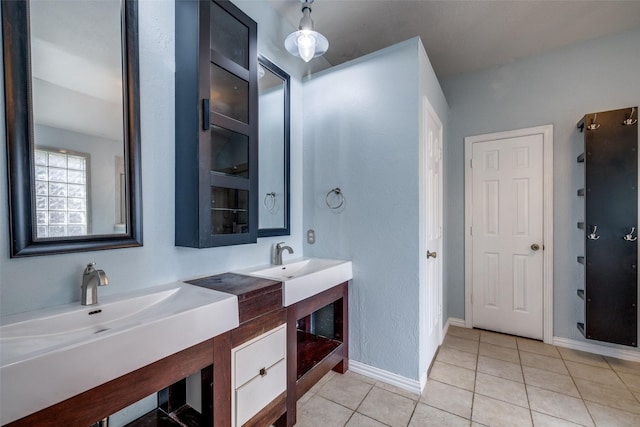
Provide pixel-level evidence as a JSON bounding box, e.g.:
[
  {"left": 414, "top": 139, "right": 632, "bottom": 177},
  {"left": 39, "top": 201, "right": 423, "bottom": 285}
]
[{"left": 267, "top": 0, "right": 640, "bottom": 78}]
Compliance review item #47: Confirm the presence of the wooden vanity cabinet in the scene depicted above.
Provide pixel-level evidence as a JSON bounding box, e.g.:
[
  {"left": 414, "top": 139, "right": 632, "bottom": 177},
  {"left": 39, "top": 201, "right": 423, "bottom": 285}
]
[
  {"left": 188, "top": 273, "right": 288, "bottom": 426},
  {"left": 6, "top": 337, "right": 231, "bottom": 427},
  {"left": 175, "top": 0, "right": 259, "bottom": 248},
  {"left": 282, "top": 282, "right": 349, "bottom": 427}
]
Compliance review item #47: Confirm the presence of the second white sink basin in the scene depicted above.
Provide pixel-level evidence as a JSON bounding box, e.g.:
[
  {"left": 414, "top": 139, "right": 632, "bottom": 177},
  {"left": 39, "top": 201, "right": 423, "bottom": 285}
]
[
  {"left": 238, "top": 258, "right": 353, "bottom": 306},
  {"left": 0, "top": 282, "right": 239, "bottom": 425}
]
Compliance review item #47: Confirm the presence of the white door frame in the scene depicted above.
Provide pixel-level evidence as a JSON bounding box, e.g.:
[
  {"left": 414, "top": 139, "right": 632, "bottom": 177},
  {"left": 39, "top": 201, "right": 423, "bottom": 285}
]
[{"left": 464, "top": 125, "right": 554, "bottom": 343}]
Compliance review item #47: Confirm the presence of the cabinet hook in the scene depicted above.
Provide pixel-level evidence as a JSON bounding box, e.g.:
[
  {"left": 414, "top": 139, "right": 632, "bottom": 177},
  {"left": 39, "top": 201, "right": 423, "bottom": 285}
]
[
  {"left": 588, "top": 225, "right": 600, "bottom": 240},
  {"left": 624, "top": 227, "right": 637, "bottom": 242},
  {"left": 587, "top": 113, "right": 600, "bottom": 130},
  {"left": 623, "top": 107, "right": 637, "bottom": 126}
]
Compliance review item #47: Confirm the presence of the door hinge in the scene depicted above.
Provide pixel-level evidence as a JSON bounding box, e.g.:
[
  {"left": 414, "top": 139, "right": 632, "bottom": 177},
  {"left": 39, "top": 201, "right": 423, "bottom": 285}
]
[
  {"left": 470, "top": 293, "right": 473, "bottom": 305},
  {"left": 470, "top": 158, "right": 473, "bottom": 168},
  {"left": 470, "top": 226, "right": 472, "bottom": 236}
]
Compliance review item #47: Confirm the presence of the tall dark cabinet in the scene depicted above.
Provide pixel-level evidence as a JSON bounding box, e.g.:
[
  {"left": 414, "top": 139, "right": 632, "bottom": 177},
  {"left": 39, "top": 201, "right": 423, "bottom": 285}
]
[
  {"left": 577, "top": 107, "right": 639, "bottom": 347},
  {"left": 175, "top": 0, "right": 258, "bottom": 247}
]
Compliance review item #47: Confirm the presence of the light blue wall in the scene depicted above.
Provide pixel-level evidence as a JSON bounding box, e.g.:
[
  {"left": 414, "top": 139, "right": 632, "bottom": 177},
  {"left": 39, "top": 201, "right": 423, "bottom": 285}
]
[
  {"left": 0, "top": 1, "right": 305, "bottom": 316},
  {"left": 442, "top": 28, "right": 640, "bottom": 344},
  {"left": 303, "top": 38, "right": 448, "bottom": 380}
]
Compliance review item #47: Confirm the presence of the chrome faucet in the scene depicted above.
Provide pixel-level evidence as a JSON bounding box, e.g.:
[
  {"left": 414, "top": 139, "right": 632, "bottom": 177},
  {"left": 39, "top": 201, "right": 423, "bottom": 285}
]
[
  {"left": 81, "top": 262, "right": 108, "bottom": 306},
  {"left": 272, "top": 242, "right": 294, "bottom": 265}
]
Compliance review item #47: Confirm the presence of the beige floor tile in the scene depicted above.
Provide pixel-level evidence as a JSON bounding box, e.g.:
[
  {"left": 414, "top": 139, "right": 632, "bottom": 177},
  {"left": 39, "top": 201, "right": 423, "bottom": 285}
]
[
  {"left": 558, "top": 347, "right": 609, "bottom": 369},
  {"left": 375, "top": 381, "right": 420, "bottom": 401},
  {"left": 345, "top": 412, "right": 387, "bottom": 427},
  {"left": 522, "top": 365, "right": 580, "bottom": 398},
  {"left": 297, "top": 390, "right": 315, "bottom": 408},
  {"left": 429, "top": 361, "right": 476, "bottom": 391},
  {"left": 618, "top": 371, "right": 640, "bottom": 392},
  {"left": 443, "top": 335, "right": 480, "bottom": 354},
  {"left": 344, "top": 370, "right": 377, "bottom": 385},
  {"left": 437, "top": 346, "right": 479, "bottom": 370},
  {"left": 420, "top": 379, "right": 473, "bottom": 419},
  {"left": 574, "top": 378, "right": 640, "bottom": 415},
  {"left": 516, "top": 338, "right": 560, "bottom": 358},
  {"left": 530, "top": 411, "right": 584, "bottom": 426},
  {"left": 479, "top": 342, "right": 520, "bottom": 364},
  {"left": 520, "top": 351, "right": 569, "bottom": 375},
  {"left": 475, "top": 372, "right": 529, "bottom": 408},
  {"left": 318, "top": 371, "right": 374, "bottom": 410},
  {"left": 409, "top": 402, "right": 470, "bottom": 427},
  {"left": 296, "top": 394, "right": 354, "bottom": 427},
  {"left": 565, "top": 360, "right": 624, "bottom": 387},
  {"left": 585, "top": 401, "right": 640, "bottom": 427},
  {"left": 605, "top": 356, "right": 640, "bottom": 376},
  {"left": 447, "top": 325, "right": 481, "bottom": 341},
  {"left": 477, "top": 355, "right": 523, "bottom": 383},
  {"left": 526, "top": 385, "right": 593, "bottom": 426},
  {"left": 358, "top": 387, "right": 417, "bottom": 427},
  {"left": 472, "top": 394, "right": 533, "bottom": 427},
  {"left": 480, "top": 331, "right": 518, "bottom": 349},
  {"left": 309, "top": 370, "right": 336, "bottom": 393}
]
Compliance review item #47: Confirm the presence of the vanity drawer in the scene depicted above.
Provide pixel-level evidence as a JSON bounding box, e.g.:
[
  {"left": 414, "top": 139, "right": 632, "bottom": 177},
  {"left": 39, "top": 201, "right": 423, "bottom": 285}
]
[
  {"left": 235, "top": 358, "right": 286, "bottom": 426},
  {"left": 234, "top": 324, "right": 286, "bottom": 387}
]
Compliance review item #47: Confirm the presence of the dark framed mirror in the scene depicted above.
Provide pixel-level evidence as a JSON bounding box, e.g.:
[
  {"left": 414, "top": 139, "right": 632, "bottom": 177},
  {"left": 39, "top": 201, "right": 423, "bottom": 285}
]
[
  {"left": 257, "top": 55, "right": 290, "bottom": 237},
  {"left": 2, "top": 0, "right": 142, "bottom": 257}
]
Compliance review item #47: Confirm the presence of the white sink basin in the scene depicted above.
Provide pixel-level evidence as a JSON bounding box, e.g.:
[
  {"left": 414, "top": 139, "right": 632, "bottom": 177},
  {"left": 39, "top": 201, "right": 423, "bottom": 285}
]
[
  {"left": 0, "top": 282, "right": 238, "bottom": 425},
  {"left": 238, "top": 258, "right": 353, "bottom": 306}
]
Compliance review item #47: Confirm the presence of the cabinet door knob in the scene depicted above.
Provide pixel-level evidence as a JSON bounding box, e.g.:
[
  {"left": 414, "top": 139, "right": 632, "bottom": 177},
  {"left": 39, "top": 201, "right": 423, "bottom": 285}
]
[
  {"left": 427, "top": 250, "right": 437, "bottom": 259},
  {"left": 531, "top": 244, "right": 540, "bottom": 251},
  {"left": 259, "top": 367, "right": 267, "bottom": 377}
]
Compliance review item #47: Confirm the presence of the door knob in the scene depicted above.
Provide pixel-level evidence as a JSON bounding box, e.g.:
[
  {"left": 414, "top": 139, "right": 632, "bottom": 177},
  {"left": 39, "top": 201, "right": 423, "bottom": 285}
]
[
  {"left": 427, "top": 251, "right": 437, "bottom": 259},
  {"left": 531, "top": 244, "right": 540, "bottom": 251}
]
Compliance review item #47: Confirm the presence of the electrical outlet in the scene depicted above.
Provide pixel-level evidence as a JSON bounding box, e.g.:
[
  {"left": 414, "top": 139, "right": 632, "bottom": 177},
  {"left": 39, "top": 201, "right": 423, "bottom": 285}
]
[{"left": 307, "top": 229, "right": 315, "bottom": 244}]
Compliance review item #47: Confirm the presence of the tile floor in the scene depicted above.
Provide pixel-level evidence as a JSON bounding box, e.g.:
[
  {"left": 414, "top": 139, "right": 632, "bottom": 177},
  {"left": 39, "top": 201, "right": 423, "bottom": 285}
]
[{"left": 294, "top": 326, "right": 640, "bottom": 426}]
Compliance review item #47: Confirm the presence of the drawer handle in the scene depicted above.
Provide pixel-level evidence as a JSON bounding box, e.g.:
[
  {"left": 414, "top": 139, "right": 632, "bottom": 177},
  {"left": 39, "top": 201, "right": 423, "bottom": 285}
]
[{"left": 259, "top": 367, "right": 267, "bottom": 377}]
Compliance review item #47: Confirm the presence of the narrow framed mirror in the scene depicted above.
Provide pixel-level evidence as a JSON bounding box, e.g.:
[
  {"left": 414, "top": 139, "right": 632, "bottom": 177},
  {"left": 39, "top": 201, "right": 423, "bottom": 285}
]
[
  {"left": 2, "top": 0, "right": 142, "bottom": 257},
  {"left": 257, "top": 55, "right": 290, "bottom": 237}
]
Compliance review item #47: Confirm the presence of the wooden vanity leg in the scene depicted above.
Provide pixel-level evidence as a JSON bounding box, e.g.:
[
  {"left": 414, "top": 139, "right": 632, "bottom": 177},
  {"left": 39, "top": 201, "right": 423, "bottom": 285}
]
[
  {"left": 213, "top": 332, "right": 232, "bottom": 427},
  {"left": 282, "top": 308, "right": 298, "bottom": 427},
  {"left": 333, "top": 283, "right": 349, "bottom": 374}
]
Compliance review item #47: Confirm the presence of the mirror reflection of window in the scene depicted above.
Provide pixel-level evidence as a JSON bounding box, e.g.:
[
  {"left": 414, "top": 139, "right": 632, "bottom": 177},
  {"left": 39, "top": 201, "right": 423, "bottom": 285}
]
[
  {"left": 29, "top": 0, "right": 126, "bottom": 238},
  {"left": 34, "top": 148, "right": 90, "bottom": 238}
]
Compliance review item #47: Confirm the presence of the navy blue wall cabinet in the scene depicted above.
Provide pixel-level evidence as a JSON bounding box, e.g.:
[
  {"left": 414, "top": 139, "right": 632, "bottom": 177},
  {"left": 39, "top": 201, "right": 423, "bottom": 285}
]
[
  {"left": 175, "top": 0, "right": 258, "bottom": 247},
  {"left": 577, "top": 107, "right": 638, "bottom": 347}
]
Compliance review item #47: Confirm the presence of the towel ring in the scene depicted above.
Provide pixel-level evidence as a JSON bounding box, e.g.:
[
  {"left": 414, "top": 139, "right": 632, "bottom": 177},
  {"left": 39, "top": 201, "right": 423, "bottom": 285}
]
[
  {"left": 263, "top": 192, "right": 276, "bottom": 212},
  {"left": 325, "top": 188, "right": 345, "bottom": 210}
]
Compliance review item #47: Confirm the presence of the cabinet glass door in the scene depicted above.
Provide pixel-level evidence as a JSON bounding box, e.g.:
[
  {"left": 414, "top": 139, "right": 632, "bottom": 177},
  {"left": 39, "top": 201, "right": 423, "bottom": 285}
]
[{"left": 207, "top": 0, "right": 256, "bottom": 243}]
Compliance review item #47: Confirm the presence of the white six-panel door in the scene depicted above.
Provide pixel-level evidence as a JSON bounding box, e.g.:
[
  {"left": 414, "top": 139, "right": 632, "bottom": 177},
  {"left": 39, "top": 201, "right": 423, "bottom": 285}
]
[
  {"left": 471, "top": 134, "right": 544, "bottom": 339},
  {"left": 422, "top": 101, "right": 443, "bottom": 367}
]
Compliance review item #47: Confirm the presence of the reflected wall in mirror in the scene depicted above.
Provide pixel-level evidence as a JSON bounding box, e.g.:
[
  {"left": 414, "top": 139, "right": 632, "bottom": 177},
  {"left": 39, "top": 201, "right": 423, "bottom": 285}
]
[
  {"left": 2, "top": 0, "right": 142, "bottom": 257},
  {"left": 257, "top": 55, "right": 290, "bottom": 237}
]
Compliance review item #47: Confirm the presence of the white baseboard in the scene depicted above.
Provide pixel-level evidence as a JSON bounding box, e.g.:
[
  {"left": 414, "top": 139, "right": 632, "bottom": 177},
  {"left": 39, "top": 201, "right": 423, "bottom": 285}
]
[
  {"left": 443, "top": 317, "right": 466, "bottom": 339},
  {"left": 552, "top": 337, "right": 640, "bottom": 363},
  {"left": 349, "top": 360, "right": 423, "bottom": 395}
]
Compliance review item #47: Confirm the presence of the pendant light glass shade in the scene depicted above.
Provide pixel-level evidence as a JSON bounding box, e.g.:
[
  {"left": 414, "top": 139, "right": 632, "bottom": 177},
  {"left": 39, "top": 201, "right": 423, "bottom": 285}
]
[
  {"left": 284, "top": 30, "right": 329, "bottom": 62},
  {"left": 284, "top": 0, "right": 328, "bottom": 62}
]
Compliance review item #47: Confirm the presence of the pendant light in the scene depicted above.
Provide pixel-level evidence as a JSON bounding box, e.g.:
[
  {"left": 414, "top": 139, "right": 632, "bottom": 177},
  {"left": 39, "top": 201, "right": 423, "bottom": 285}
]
[{"left": 284, "top": 0, "right": 328, "bottom": 62}]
